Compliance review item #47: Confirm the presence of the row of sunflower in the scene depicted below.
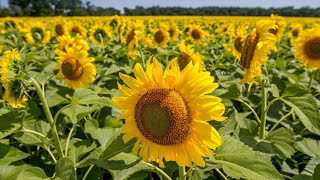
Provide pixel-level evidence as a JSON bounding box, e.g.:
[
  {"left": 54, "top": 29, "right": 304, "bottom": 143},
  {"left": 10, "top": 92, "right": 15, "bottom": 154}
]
[{"left": 0, "top": 15, "right": 319, "bottom": 179}]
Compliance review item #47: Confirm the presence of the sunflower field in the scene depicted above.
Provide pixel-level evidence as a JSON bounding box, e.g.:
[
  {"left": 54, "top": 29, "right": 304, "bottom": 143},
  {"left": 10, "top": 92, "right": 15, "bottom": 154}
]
[{"left": 0, "top": 15, "right": 319, "bottom": 180}]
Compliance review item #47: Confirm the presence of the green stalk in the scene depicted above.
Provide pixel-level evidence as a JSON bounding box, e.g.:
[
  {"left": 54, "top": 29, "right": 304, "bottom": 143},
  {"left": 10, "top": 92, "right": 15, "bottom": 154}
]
[
  {"left": 179, "top": 166, "right": 186, "bottom": 180},
  {"left": 268, "top": 109, "right": 294, "bottom": 135},
  {"left": 259, "top": 79, "right": 267, "bottom": 139},
  {"left": 234, "top": 99, "right": 261, "bottom": 124},
  {"left": 30, "top": 78, "right": 64, "bottom": 158},
  {"left": 308, "top": 70, "right": 315, "bottom": 90},
  {"left": 145, "top": 163, "right": 172, "bottom": 180}
]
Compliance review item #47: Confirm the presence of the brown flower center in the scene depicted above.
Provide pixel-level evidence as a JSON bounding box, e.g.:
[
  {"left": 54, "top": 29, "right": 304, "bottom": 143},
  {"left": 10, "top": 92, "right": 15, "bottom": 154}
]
[
  {"left": 269, "top": 23, "right": 278, "bottom": 36},
  {"left": 240, "top": 32, "right": 259, "bottom": 68},
  {"left": 154, "top": 30, "right": 165, "bottom": 44},
  {"left": 134, "top": 89, "right": 191, "bottom": 145},
  {"left": 234, "top": 37, "right": 243, "bottom": 53},
  {"left": 191, "top": 29, "right": 201, "bottom": 40},
  {"left": 71, "top": 26, "right": 81, "bottom": 35},
  {"left": 55, "top": 24, "right": 64, "bottom": 36},
  {"left": 292, "top": 29, "right": 299, "bottom": 37},
  {"left": 178, "top": 52, "right": 191, "bottom": 70},
  {"left": 61, "top": 57, "right": 83, "bottom": 80},
  {"left": 126, "top": 29, "right": 135, "bottom": 45},
  {"left": 304, "top": 37, "right": 320, "bottom": 59},
  {"left": 168, "top": 29, "right": 174, "bottom": 37}
]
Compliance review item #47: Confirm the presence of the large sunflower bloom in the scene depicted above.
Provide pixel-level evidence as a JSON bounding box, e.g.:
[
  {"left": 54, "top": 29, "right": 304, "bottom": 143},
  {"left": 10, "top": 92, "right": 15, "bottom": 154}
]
[
  {"left": 55, "top": 46, "right": 96, "bottom": 89},
  {"left": 112, "top": 57, "right": 226, "bottom": 167},
  {"left": 293, "top": 28, "right": 320, "bottom": 69},
  {"left": 0, "top": 49, "right": 28, "bottom": 108},
  {"left": 152, "top": 24, "right": 170, "bottom": 48},
  {"left": 240, "top": 20, "right": 277, "bottom": 84}
]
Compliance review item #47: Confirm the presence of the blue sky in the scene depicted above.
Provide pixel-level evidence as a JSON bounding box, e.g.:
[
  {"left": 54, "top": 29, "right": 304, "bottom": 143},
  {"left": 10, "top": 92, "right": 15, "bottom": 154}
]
[{"left": 1, "top": 0, "right": 320, "bottom": 13}]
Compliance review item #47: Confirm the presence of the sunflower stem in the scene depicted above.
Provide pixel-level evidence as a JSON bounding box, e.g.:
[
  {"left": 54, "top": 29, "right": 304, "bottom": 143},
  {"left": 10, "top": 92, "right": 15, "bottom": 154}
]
[
  {"left": 145, "top": 163, "right": 172, "bottom": 180},
  {"left": 179, "top": 166, "right": 186, "bottom": 180},
  {"left": 234, "top": 99, "right": 261, "bottom": 124},
  {"left": 83, "top": 165, "right": 94, "bottom": 180},
  {"left": 308, "top": 70, "right": 315, "bottom": 90},
  {"left": 215, "top": 168, "right": 228, "bottom": 180},
  {"left": 30, "top": 77, "right": 64, "bottom": 158},
  {"left": 259, "top": 79, "right": 267, "bottom": 139},
  {"left": 65, "top": 124, "right": 76, "bottom": 157}
]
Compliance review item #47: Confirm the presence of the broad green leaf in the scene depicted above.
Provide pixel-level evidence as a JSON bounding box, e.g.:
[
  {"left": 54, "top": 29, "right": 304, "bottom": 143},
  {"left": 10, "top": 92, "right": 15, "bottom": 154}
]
[
  {"left": 67, "top": 139, "right": 97, "bottom": 165},
  {"left": 293, "top": 174, "right": 312, "bottom": 180},
  {"left": 45, "top": 85, "right": 69, "bottom": 107},
  {"left": 313, "top": 164, "right": 320, "bottom": 180},
  {"left": 85, "top": 120, "right": 121, "bottom": 147},
  {"left": 220, "top": 84, "right": 241, "bottom": 99},
  {"left": 16, "top": 167, "right": 49, "bottom": 180},
  {"left": 209, "top": 136, "right": 283, "bottom": 180},
  {"left": 77, "top": 147, "right": 104, "bottom": 168},
  {"left": 62, "top": 105, "right": 97, "bottom": 124},
  {"left": 0, "top": 165, "right": 30, "bottom": 180},
  {"left": 295, "top": 138, "right": 320, "bottom": 158},
  {"left": 54, "top": 157, "right": 74, "bottom": 180},
  {"left": 0, "top": 144, "right": 29, "bottom": 165},
  {"left": 73, "top": 88, "right": 113, "bottom": 107},
  {"left": 95, "top": 152, "right": 142, "bottom": 170},
  {"left": 14, "top": 120, "right": 52, "bottom": 146},
  {"left": 282, "top": 95, "right": 320, "bottom": 135},
  {"left": 282, "top": 84, "right": 309, "bottom": 97},
  {"left": 270, "top": 84, "right": 280, "bottom": 97},
  {"left": 302, "top": 157, "right": 320, "bottom": 176},
  {"left": 255, "top": 128, "right": 295, "bottom": 159},
  {"left": 108, "top": 153, "right": 152, "bottom": 180},
  {"left": 0, "top": 108, "right": 24, "bottom": 139},
  {"left": 99, "top": 134, "right": 136, "bottom": 162}
]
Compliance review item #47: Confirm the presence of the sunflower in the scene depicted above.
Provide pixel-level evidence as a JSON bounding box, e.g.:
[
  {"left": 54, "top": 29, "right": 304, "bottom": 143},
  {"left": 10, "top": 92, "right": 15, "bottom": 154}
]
[
  {"left": 24, "top": 22, "right": 51, "bottom": 44},
  {"left": 56, "top": 35, "right": 89, "bottom": 52},
  {"left": 152, "top": 23, "right": 170, "bottom": 48},
  {"left": 231, "top": 24, "right": 248, "bottom": 61},
  {"left": 167, "top": 23, "right": 180, "bottom": 41},
  {"left": 55, "top": 46, "right": 96, "bottom": 89},
  {"left": 240, "top": 20, "right": 277, "bottom": 84},
  {"left": 269, "top": 14, "right": 286, "bottom": 40},
  {"left": 0, "top": 49, "right": 28, "bottom": 108},
  {"left": 293, "top": 28, "right": 320, "bottom": 69},
  {"left": 69, "top": 22, "right": 87, "bottom": 38},
  {"left": 289, "top": 23, "right": 303, "bottom": 38},
  {"left": 187, "top": 24, "right": 207, "bottom": 45},
  {"left": 125, "top": 21, "right": 144, "bottom": 60},
  {"left": 178, "top": 40, "right": 205, "bottom": 71},
  {"left": 52, "top": 19, "right": 69, "bottom": 37},
  {"left": 112, "top": 57, "right": 226, "bottom": 167},
  {"left": 89, "top": 24, "right": 112, "bottom": 47}
]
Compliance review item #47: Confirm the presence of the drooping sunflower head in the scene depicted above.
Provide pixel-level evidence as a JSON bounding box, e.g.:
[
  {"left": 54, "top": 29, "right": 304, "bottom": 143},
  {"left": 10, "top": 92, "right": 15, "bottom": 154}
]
[
  {"left": 55, "top": 46, "right": 96, "bottom": 89},
  {"left": 269, "top": 14, "right": 287, "bottom": 40},
  {"left": 178, "top": 40, "right": 205, "bottom": 71},
  {"left": 56, "top": 35, "right": 89, "bottom": 52},
  {"left": 0, "top": 49, "right": 28, "bottom": 108},
  {"left": 293, "top": 28, "right": 320, "bottom": 70},
  {"left": 231, "top": 24, "right": 248, "bottom": 60},
  {"left": 112, "top": 57, "right": 226, "bottom": 167},
  {"left": 152, "top": 23, "right": 170, "bottom": 48},
  {"left": 89, "top": 24, "right": 112, "bottom": 47},
  {"left": 24, "top": 22, "right": 51, "bottom": 44},
  {"left": 240, "top": 20, "right": 277, "bottom": 84}
]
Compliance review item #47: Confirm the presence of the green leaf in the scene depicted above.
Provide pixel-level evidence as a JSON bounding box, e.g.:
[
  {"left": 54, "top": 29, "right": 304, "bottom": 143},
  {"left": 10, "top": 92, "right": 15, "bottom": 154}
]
[
  {"left": 282, "top": 84, "right": 309, "bottom": 97},
  {"left": 54, "top": 157, "right": 74, "bottom": 180},
  {"left": 0, "top": 165, "right": 30, "bottom": 180},
  {"left": 302, "top": 157, "right": 320, "bottom": 176},
  {"left": 16, "top": 167, "right": 49, "bottom": 180},
  {"left": 219, "top": 84, "right": 241, "bottom": 99},
  {"left": 73, "top": 88, "right": 112, "bottom": 107},
  {"left": 281, "top": 95, "right": 320, "bottom": 135},
  {"left": 84, "top": 120, "right": 121, "bottom": 147},
  {"left": 293, "top": 174, "right": 312, "bottom": 180},
  {"left": 77, "top": 147, "right": 104, "bottom": 168},
  {"left": 295, "top": 138, "right": 320, "bottom": 158},
  {"left": 45, "top": 85, "right": 69, "bottom": 107},
  {"left": 0, "top": 108, "right": 24, "bottom": 139},
  {"left": 95, "top": 152, "right": 142, "bottom": 170},
  {"left": 99, "top": 133, "right": 136, "bottom": 162},
  {"left": 0, "top": 143, "right": 29, "bottom": 165},
  {"left": 14, "top": 120, "right": 52, "bottom": 146},
  {"left": 255, "top": 128, "right": 295, "bottom": 159},
  {"left": 313, "top": 164, "right": 320, "bottom": 180},
  {"left": 270, "top": 84, "right": 280, "bottom": 97},
  {"left": 107, "top": 153, "right": 152, "bottom": 180},
  {"left": 209, "top": 136, "right": 283, "bottom": 180},
  {"left": 62, "top": 105, "right": 98, "bottom": 124}
]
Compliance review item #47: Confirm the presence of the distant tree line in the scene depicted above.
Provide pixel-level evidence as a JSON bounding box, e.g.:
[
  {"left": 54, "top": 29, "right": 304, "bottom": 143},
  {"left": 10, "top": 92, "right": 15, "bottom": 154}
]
[
  {"left": 124, "top": 6, "right": 320, "bottom": 17},
  {"left": 0, "top": 0, "right": 120, "bottom": 16},
  {"left": 0, "top": 1, "right": 319, "bottom": 17}
]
